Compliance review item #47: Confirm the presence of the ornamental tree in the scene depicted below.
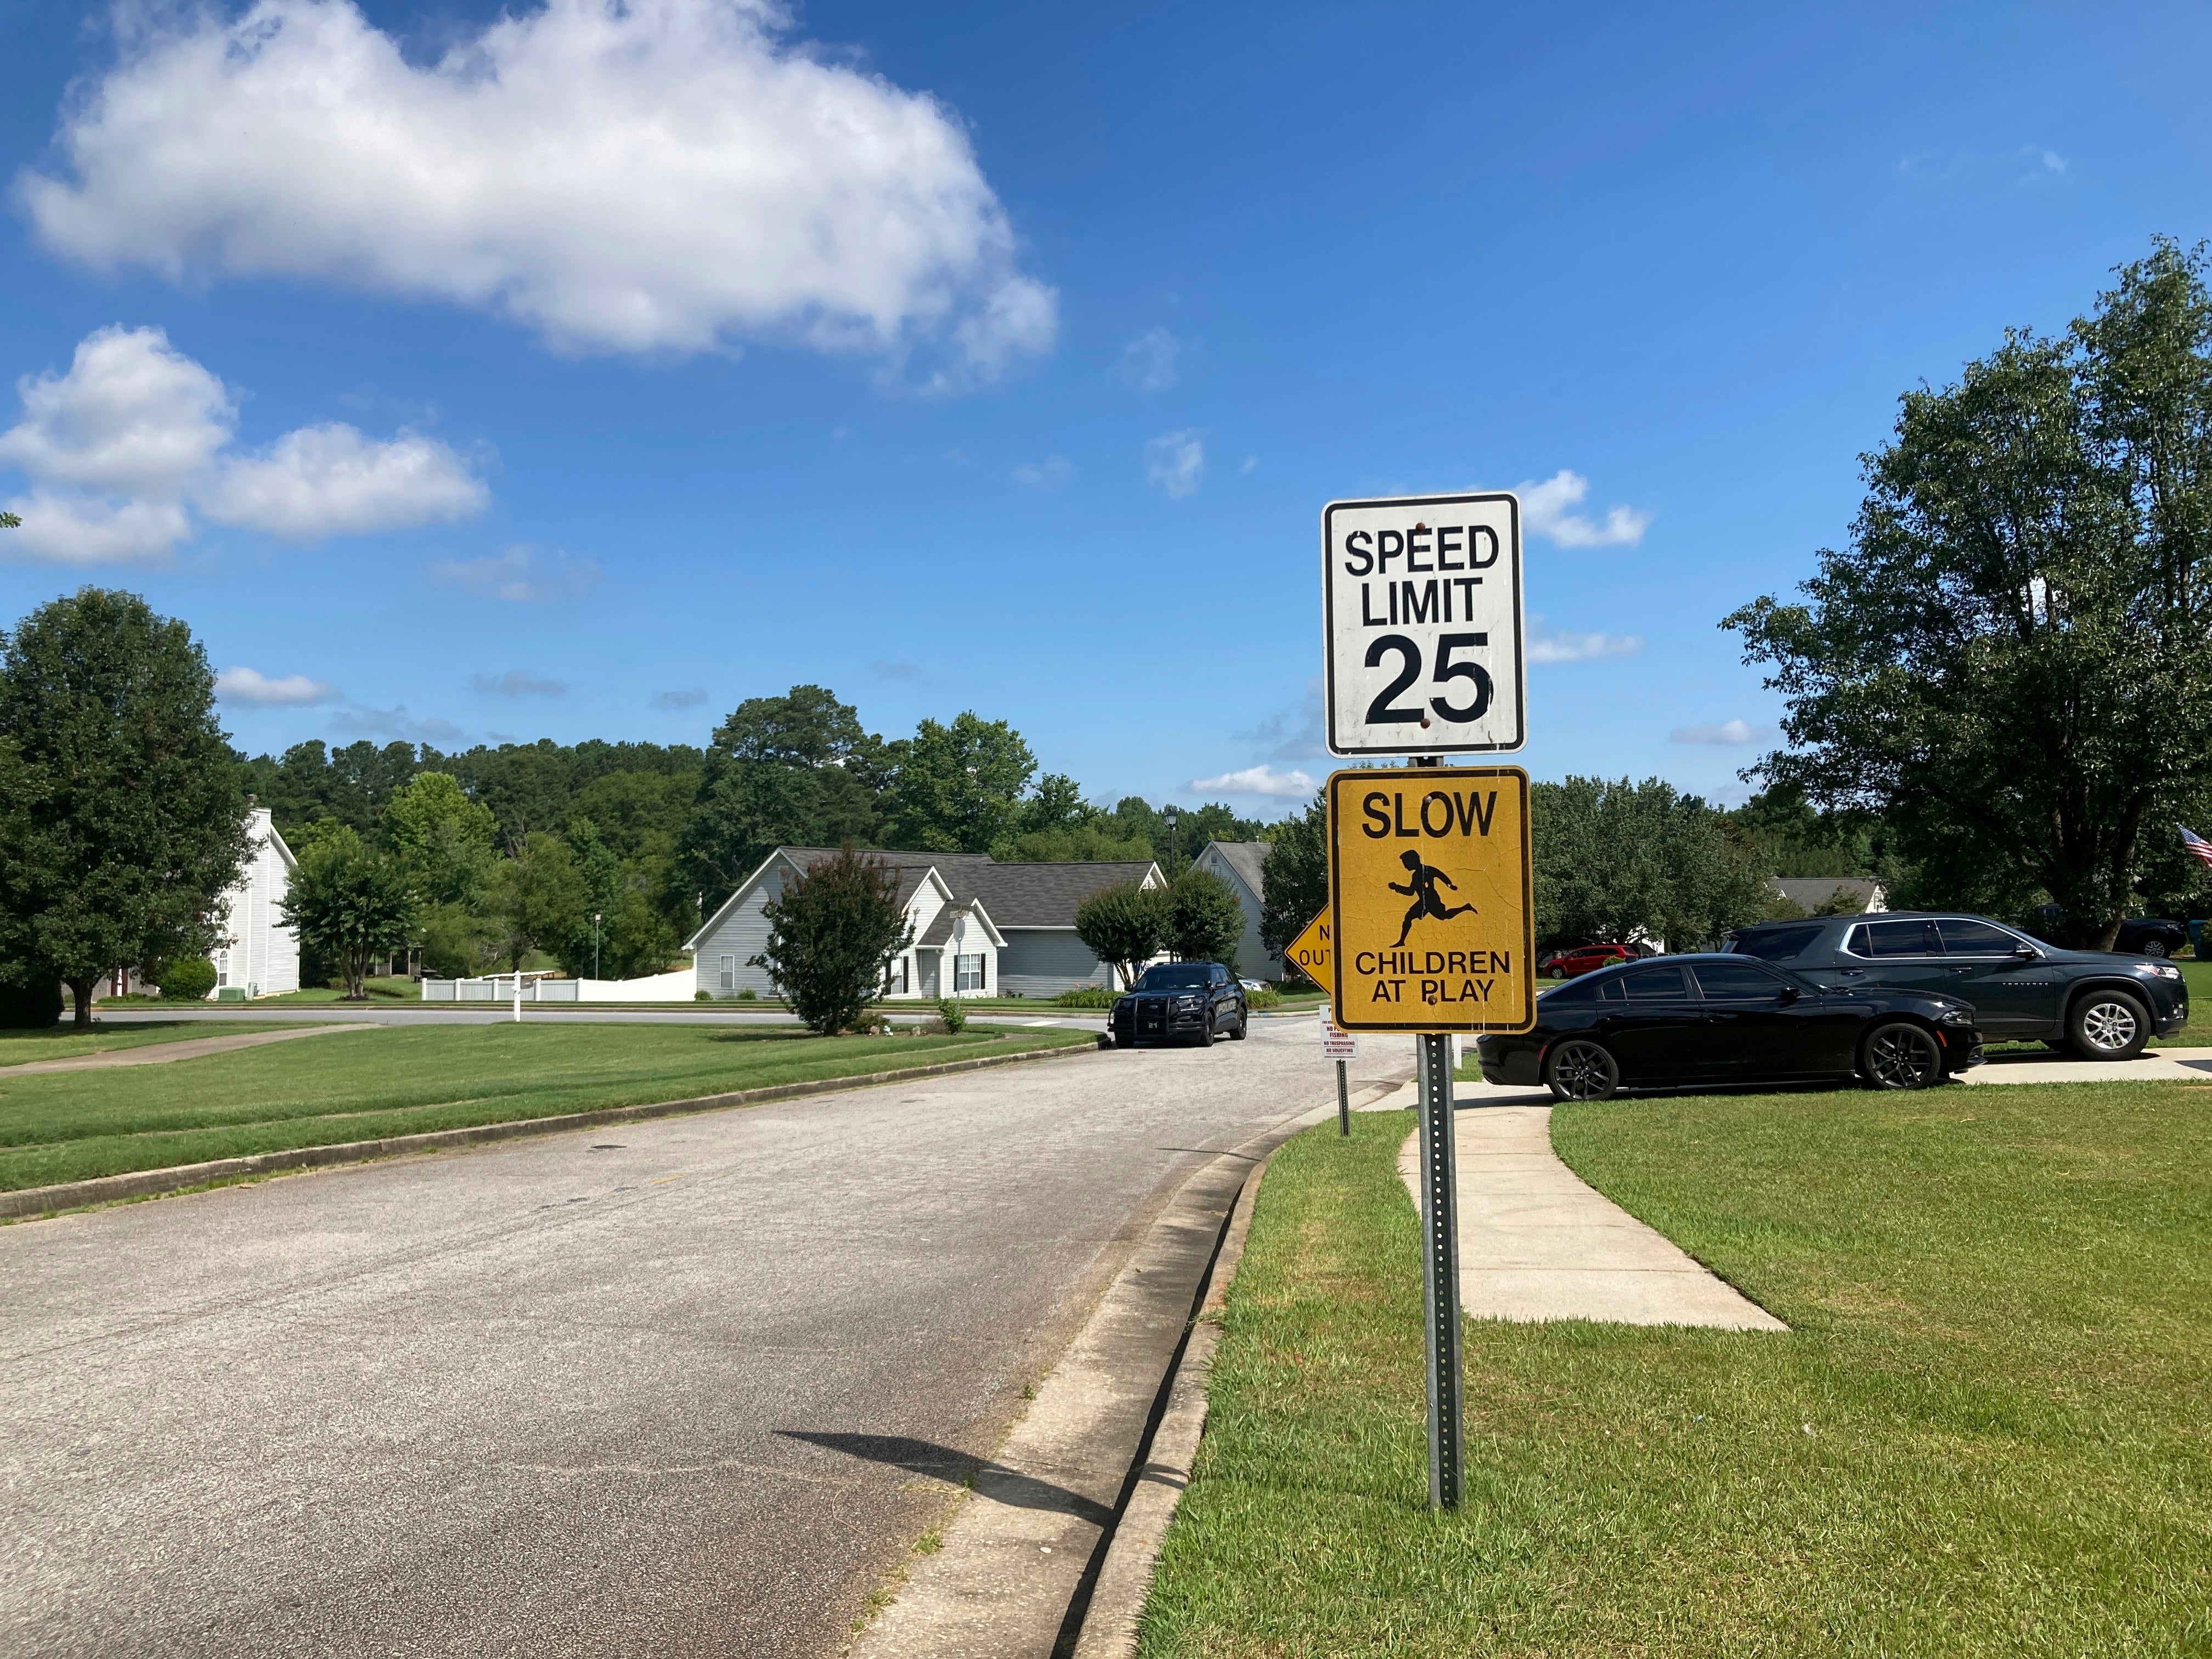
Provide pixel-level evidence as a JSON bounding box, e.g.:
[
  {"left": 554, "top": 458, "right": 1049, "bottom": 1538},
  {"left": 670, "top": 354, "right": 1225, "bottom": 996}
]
[
  {"left": 1166, "top": 868, "right": 1246, "bottom": 970},
  {"left": 1727, "top": 241, "right": 2212, "bottom": 947},
  {"left": 749, "top": 844, "right": 913, "bottom": 1034},
  {"left": 1259, "top": 794, "right": 1328, "bottom": 969},
  {"left": 1074, "top": 881, "right": 1170, "bottom": 990},
  {"left": 0, "top": 588, "right": 253, "bottom": 1028},
  {"left": 278, "top": 825, "right": 420, "bottom": 999}
]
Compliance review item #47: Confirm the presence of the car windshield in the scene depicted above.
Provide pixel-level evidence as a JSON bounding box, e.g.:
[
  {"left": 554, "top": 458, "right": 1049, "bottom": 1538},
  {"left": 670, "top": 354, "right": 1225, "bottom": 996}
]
[{"left": 1137, "top": 965, "right": 1213, "bottom": 989}]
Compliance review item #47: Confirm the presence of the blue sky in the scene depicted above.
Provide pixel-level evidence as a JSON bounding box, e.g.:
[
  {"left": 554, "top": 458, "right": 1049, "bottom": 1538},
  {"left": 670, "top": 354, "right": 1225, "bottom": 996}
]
[{"left": 2, "top": 1, "right": 2208, "bottom": 815}]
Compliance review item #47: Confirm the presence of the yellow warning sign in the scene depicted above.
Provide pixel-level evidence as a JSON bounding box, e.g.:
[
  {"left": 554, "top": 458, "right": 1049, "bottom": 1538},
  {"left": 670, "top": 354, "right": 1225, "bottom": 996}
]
[
  {"left": 1284, "top": 910, "right": 1332, "bottom": 987},
  {"left": 1326, "top": 766, "right": 1534, "bottom": 1033}
]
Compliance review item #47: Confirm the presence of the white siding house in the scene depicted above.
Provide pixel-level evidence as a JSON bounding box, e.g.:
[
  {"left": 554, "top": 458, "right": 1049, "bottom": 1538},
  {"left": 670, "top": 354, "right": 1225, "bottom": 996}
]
[
  {"left": 210, "top": 808, "right": 301, "bottom": 997},
  {"left": 1193, "top": 840, "right": 1279, "bottom": 981},
  {"left": 683, "top": 849, "right": 1163, "bottom": 1000}
]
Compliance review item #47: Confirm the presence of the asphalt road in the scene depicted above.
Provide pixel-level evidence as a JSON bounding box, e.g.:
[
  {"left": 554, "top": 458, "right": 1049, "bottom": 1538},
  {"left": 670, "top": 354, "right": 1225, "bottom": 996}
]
[{"left": 2, "top": 1019, "right": 1412, "bottom": 1658}]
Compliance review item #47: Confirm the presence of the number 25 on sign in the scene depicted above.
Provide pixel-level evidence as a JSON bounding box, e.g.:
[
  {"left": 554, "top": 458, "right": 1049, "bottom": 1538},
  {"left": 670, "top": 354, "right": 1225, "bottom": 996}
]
[{"left": 1326, "top": 767, "right": 1535, "bottom": 1034}]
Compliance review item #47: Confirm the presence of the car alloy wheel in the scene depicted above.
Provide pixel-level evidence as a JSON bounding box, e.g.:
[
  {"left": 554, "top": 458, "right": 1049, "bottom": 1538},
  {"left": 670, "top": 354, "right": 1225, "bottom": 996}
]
[
  {"left": 1863, "top": 1022, "right": 1940, "bottom": 1090},
  {"left": 2072, "top": 991, "right": 2148, "bottom": 1059},
  {"left": 1547, "top": 1039, "right": 1619, "bottom": 1102},
  {"left": 2143, "top": 939, "right": 2169, "bottom": 958}
]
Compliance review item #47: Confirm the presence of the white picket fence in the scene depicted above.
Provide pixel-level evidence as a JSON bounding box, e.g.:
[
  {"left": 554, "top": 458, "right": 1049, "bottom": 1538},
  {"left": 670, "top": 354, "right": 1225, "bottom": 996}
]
[{"left": 422, "top": 967, "right": 696, "bottom": 1004}]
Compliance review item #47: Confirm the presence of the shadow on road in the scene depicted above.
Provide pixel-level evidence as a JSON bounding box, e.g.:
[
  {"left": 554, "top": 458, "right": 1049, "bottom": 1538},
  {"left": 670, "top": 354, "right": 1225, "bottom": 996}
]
[{"left": 776, "top": 1430, "right": 1113, "bottom": 1526}]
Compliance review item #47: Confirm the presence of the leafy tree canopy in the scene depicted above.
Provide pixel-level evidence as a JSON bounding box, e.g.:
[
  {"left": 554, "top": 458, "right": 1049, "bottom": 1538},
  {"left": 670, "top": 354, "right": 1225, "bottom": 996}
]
[
  {"left": 1166, "top": 868, "right": 1246, "bottom": 970},
  {"left": 1728, "top": 240, "right": 2212, "bottom": 946},
  {"left": 1075, "top": 881, "right": 1171, "bottom": 991},
  {"left": 881, "top": 710, "right": 1037, "bottom": 854},
  {"left": 382, "top": 771, "right": 498, "bottom": 907},
  {"left": 489, "top": 831, "right": 585, "bottom": 972},
  {"left": 1533, "top": 776, "right": 1770, "bottom": 950},
  {"left": 1260, "top": 793, "right": 1328, "bottom": 965},
  {"left": 0, "top": 588, "right": 253, "bottom": 1026}
]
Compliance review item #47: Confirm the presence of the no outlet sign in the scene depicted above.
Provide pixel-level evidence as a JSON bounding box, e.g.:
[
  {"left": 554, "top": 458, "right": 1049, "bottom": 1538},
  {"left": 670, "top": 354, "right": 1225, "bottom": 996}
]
[{"left": 1321, "top": 492, "right": 1525, "bottom": 756}]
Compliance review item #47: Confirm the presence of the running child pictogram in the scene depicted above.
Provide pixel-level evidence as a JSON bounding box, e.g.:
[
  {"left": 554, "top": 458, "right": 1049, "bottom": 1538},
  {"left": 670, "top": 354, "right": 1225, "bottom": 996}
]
[{"left": 1389, "top": 849, "right": 1477, "bottom": 947}]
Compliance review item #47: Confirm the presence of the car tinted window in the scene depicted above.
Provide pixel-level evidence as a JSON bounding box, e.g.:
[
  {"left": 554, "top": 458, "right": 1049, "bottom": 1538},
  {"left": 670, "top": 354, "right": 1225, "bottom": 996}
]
[
  {"left": 1691, "top": 961, "right": 1788, "bottom": 1001},
  {"left": 1854, "top": 919, "right": 1938, "bottom": 957},
  {"left": 1620, "top": 964, "right": 1691, "bottom": 1000},
  {"left": 1936, "top": 919, "right": 2017, "bottom": 957},
  {"left": 1137, "top": 965, "right": 1210, "bottom": 989},
  {"left": 1540, "top": 978, "right": 1595, "bottom": 1006},
  {"left": 1728, "top": 924, "right": 1824, "bottom": 961}
]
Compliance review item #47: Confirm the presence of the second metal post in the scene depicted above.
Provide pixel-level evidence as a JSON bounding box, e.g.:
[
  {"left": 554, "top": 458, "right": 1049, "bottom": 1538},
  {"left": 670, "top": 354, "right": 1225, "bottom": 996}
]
[{"left": 1415, "top": 1031, "right": 1464, "bottom": 1509}]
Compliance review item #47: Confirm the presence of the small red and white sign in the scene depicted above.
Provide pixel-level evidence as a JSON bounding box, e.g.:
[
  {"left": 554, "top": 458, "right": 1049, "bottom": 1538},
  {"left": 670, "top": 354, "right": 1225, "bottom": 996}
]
[{"left": 1318, "top": 1004, "right": 1358, "bottom": 1060}]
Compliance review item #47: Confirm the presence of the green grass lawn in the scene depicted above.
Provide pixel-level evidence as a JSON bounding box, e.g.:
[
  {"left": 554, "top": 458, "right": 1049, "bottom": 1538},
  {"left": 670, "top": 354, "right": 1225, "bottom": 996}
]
[
  {"left": 1140, "top": 1083, "right": 2212, "bottom": 1656},
  {"left": 252, "top": 975, "right": 422, "bottom": 1004},
  {"left": 0, "top": 1022, "right": 1093, "bottom": 1194},
  {"left": 0, "top": 1022, "right": 298, "bottom": 1068}
]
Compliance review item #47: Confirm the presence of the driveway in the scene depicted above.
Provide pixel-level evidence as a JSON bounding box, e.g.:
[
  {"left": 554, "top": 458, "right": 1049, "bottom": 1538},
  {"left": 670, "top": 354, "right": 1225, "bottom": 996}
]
[{"left": 2, "top": 1020, "right": 1410, "bottom": 1658}]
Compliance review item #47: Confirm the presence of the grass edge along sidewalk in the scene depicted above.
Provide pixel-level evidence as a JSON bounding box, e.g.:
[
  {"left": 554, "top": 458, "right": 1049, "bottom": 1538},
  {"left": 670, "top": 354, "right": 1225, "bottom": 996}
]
[
  {"left": 1134, "top": 1087, "right": 2211, "bottom": 1656},
  {"left": 0, "top": 1027, "right": 1095, "bottom": 1220}
]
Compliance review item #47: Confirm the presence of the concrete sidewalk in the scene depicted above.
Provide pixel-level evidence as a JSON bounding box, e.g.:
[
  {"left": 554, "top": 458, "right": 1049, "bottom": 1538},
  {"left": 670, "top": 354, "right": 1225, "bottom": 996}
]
[
  {"left": 1395, "top": 1081, "right": 1786, "bottom": 1330},
  {"left": 1961, "top": 1046, "right": 2212, "bottom": 1085},
  {"left": 0, "top": 1023, "right": 373, "bottom": 1075}
]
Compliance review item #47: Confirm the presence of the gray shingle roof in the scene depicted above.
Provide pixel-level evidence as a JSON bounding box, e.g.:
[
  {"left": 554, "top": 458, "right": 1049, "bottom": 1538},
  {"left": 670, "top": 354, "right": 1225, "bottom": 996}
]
[
  {"left": 1201, "top": 840, "right": 1272, "bottom": 900},
  {"left": 1768, "top": 876, "right": 1886, "bottom": 913},
  {"left": 768, "top": 848, "right": 1158, "bottom": 929}
]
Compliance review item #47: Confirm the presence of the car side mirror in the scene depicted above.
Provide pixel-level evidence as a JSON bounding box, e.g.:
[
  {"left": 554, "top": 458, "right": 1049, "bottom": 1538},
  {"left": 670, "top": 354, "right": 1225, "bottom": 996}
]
[
  {"left": 1778, "top": 985, "right": 1801, "bottom": 1005},
  {"left": 2012, "top": 944, "right": 2040, "bottom": 958}
]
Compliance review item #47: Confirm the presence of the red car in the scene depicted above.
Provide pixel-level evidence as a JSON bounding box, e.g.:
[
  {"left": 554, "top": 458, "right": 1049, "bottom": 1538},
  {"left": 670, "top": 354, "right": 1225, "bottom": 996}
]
[{"left": 1538, "top": 942, "right": 1650, "bottom": 979}]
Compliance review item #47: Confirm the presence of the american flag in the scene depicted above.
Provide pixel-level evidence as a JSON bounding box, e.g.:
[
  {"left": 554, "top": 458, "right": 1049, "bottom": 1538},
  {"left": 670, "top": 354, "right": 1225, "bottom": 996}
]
[{"left": 2183, "top": 826, "right": 2212, "bottom": 869}]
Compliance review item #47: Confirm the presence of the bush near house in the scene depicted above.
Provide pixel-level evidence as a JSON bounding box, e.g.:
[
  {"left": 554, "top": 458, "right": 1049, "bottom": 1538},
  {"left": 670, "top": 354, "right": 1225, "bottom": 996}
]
[
  {"left": 749, "top": 844, "right": 915, "bottom": 1035},
  {"left": 154, "top": 957, "right": 217, "bottom": 1000}
]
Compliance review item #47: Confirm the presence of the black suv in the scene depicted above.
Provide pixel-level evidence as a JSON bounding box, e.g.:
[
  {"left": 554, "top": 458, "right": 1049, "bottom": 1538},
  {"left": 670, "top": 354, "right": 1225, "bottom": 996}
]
[
  {"left": 1724, "top": 912, "right": 2188, "bottom": 1059},
  {"left": 1109, "top": 962, "right": 1248, "bottom": 1048}
]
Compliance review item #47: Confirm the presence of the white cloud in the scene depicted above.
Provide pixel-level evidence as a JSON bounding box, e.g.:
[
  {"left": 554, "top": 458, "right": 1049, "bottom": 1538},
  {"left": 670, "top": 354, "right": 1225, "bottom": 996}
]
[
  {"left": 1013, "top": 455, "right": 1074, "bottom": 490},
  {"left": 216, "top": 665, "right": 340, "bottom": 706},
  {"left": 0, "top": 490, "right": 190, "bottom": 566},
  {"left": 1238, "top": 676, "right": 1326, "bottom": 762},
  {"left": 430, "top": 544, "right": 601, "bottom": 603},
  {"left": 1188, "top": 765, "right": 1317, "bottom": 799},
  {"left": 0, "top": 324, "right": 485, "bottom": 564},
  {"left": 21, "top": 0, "right": 1056, "bottom": 380},
  {"left": 1116, "top": 327, "right": 1180, "bottom": 392},
  {"left": 0, "top": 326, "right": 233, "bottom": 496},
  {"left": 201, "top": 424, "right": 486, "bottom": 540},
  {"left": 1516, "top": 469, "right": 1650, "bottom": 548},
  {"left": 1526, "top": 619, "right": 1644, "bottom": 663},
  {"left": 1145, "top": 429, "right": 1204, "bottom": 499},
  {"left": 1670, "top": 719, "right": 1761, "bottom": 745},
  {"left": 472, "top": 668, "right": 567, "bottom": 698}
]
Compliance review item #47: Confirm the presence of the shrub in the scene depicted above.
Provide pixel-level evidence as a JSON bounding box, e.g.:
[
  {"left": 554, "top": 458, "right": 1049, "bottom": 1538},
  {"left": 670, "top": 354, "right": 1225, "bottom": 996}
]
[
  {"left": 938, "top": 997, "right": 967, "bottom": 1033},
  {"left": 156, "top": 957, "right": 217, "bottom": 1001},
  {"left": 695, "top": 989, "right": 713, "bottom": 1002},
  {"left": 0, "top": 974, "right": 63, "bottom": 1029},
  {"left": 736, "top": 986, "right": 758, "bottom": 1002},
  {"left": 750, "top": 844, "right": 915, "bottom": 1035},
  {"left": 1054, "top": 986, "right": 1119, "bottom": 1009},
  {"left": 1245, "top": 984, "right": 1282, "bottom": 1011}
]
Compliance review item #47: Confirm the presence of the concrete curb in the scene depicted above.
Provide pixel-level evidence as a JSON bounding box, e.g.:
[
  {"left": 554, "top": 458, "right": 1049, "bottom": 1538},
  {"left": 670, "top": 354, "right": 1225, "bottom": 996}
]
[
  {"left": 1068, "top": 1108, "right": 1286, "bottom": 1659},
  {"left": 0, "top": 1038, "right": 1094, "bottom": 1222},
  {"left": 845, "top": 1072, "right": 1409, "bottom": 1658}
]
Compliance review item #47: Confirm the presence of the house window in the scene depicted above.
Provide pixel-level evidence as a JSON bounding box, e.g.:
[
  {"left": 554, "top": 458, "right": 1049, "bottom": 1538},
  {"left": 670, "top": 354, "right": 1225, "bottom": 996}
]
[
  {"left": 884, "top": 956, "right": 909, "bottom": 995},
  {"left": 719, "top": 954, "right": 736, "bottom": 991},
  {"left": 956, "top": 953, "right": 986, "bottom": 993}
]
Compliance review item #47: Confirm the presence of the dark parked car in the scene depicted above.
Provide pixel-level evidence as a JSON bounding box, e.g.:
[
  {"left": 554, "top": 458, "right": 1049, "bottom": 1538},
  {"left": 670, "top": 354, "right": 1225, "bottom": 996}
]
[
  {"left": 1109, "top": 962, "right": 1248, "bottom": 1047},
  {"left": 2022, "top": 911, "right": 2189, "bottom": 959},
  {"left": 1476, "top": 953, "right": 1983, "bottom": 1099},
  {"left": 1724, "top": 911, "right": 2188, "bottom": 1059}
]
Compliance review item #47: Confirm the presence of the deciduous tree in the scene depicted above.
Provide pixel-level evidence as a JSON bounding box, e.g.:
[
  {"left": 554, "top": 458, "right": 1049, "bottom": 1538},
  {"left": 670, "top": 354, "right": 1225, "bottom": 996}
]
[
  {"left": 1259, "top": 794, "right": 1327, "bottom": 968},
  {"left": 1533, "top": 777, "right": 1770, "bottom": 950},
  {"left": 1075, "top": 881, "right": 1170, "bottom": 990},
  {"left": 1166, "top": 868, "right": 1246, "bottom": 970},
  {"left": 881, "top": 711, "right": 1035, "bottom": 853},
  {"left": 749, "top": 844, "right": 913, "bottom": 1034},
  {"left": 278, "top": 824, "right": 420, "bottom": 1000},
  {"left": 0, "top": 589, "right": 253, "bottom": 1027},
  {"left": 488, "top": 832, "right": 585, "bottom": 972},
  {"left": 1728, "top": 241, "right": 2212, "bottom": 946}
]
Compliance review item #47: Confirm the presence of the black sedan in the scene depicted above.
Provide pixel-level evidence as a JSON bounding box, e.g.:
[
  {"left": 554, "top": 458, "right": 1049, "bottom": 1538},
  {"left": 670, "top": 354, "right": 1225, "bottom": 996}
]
[
  {"left": 1474, "top": 953, "right": 1984, "bottom": 1101},
  {"left": 1109, "top": 962, "right": 1248, "bottom": 1048}
]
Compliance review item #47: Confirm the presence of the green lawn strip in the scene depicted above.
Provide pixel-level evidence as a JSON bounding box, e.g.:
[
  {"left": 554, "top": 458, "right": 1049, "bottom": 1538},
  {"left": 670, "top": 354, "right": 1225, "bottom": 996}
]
[
  {"left": 1140, "top": 1086, "right": 2212, "bottom": 1657},
  {"left": 0, "top": 1022, "right": 1092, "bottom": 1192},
  {"left": 0, "top": 1022, "right": 298, "bottom": 1067}
]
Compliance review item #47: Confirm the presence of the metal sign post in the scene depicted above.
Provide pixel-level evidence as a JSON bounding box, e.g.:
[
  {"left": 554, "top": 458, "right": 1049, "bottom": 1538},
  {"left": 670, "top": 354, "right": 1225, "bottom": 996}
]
[
  {"left": 1318, "top": 1001, "right": 1358, "bottom": 1136},
  {"left": 1338, "top": 1060, "right": 1351, "bottom": 1136},
  {"left": 1415, "top": 1031, "right": 1464, "bottom": 1509}
]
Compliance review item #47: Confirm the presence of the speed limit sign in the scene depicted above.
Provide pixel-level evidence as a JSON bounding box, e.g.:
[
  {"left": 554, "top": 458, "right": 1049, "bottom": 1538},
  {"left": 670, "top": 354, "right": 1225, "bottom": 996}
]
[{"left": 1322, "top": 492, "right": 1525, "bottom": 755}]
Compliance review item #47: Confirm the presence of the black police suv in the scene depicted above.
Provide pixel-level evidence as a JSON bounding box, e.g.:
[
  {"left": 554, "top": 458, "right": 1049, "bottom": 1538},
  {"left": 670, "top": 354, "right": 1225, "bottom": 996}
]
[
  {"left": 1724, "top": 912, "right": 2187, "bottom": 1059},
  {"left": 1109, "top": 962, "right": 1248, "bottom": 1048},
  {"left": 1474, "top": 953, "right": 1984, "bottom": 1101}
]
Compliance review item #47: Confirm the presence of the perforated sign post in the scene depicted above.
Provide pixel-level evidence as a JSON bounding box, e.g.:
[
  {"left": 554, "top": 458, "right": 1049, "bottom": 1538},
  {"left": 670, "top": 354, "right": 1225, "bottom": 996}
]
[
  {"left": 1321, "top": 492, "right": 1524, "bottom": 757},
  {"left": 1321, "top": 493, "right": 1532, "bottom": 1514}
]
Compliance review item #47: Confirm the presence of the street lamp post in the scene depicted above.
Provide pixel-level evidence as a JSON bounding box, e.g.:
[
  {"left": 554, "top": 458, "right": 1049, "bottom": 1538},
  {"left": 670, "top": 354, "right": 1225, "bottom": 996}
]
[{"left": 1164, "top": 805, "right": 1179, "bottom": 880}]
